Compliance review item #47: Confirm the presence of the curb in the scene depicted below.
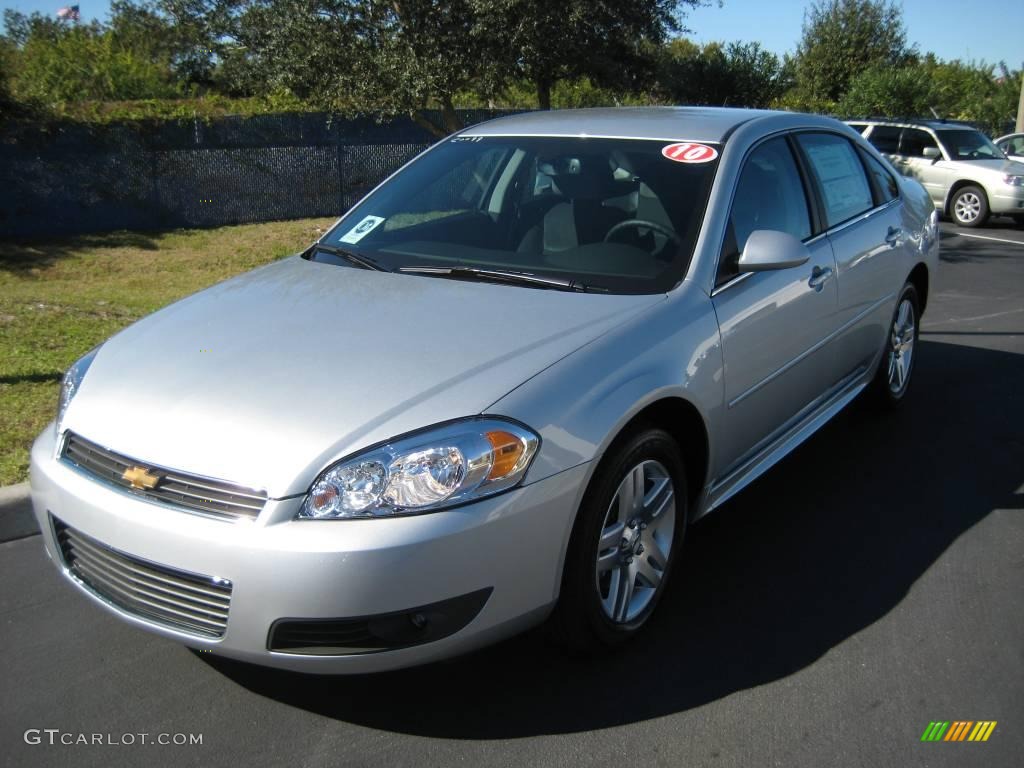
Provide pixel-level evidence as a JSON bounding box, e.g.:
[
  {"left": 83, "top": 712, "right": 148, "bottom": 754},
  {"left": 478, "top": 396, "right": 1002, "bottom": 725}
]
[{"left": 0, "top": 482, "right": 39, "bottom": 542}]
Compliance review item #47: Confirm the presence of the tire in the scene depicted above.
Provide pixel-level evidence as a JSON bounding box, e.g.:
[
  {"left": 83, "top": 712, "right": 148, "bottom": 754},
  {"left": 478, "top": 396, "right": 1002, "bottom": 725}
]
[
  {"left": 551, "top": 427, "right": 688, "bottom": 651},
  {"left": 949, "top": 185, "right": 989, "bottom": 228},
  {"left": 1012, "top": 214, "right": 1024, "bottom": 229},
  {"left": 869, "top": 282, "right": 920, "bottom": 408}
]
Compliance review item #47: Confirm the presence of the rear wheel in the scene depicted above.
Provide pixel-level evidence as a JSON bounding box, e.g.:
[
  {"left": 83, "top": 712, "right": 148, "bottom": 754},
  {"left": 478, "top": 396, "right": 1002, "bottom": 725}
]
[
  {"left": 870, "top": 282, "right": 920, "bottom": 408},
  {"left": 950, "top": 185, "right": 989, "bottom": 228},
  {"left": 552, "top": 427, "right": 687, "bottom": 650}
]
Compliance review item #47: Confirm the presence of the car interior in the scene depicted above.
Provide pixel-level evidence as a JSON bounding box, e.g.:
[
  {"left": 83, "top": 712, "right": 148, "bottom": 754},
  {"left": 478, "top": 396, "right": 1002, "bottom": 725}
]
[{"left": 354, "top": 141, "right": 713, "bottom": 286}]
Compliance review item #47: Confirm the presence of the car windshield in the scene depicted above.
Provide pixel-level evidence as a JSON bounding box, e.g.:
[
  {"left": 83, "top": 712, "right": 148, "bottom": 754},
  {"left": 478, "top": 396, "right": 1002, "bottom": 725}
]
[
  {"left": 935, "top": 129, "right": 1006, "bottom": 160},
  {"left": 317, "top": 136, "right": 720, "bottom": 294}
]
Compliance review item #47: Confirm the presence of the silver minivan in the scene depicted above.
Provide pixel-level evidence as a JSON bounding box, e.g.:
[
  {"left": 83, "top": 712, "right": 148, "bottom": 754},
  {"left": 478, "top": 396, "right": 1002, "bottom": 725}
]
[{"left": 849, "top": 119, "right": 1024, "bottom": 227}]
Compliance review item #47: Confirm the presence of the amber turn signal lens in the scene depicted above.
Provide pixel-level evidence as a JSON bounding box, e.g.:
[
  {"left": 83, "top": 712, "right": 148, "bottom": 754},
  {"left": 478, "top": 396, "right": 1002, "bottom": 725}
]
[{"left": 485, "top": 430, "right": 525, "bottom": 480}]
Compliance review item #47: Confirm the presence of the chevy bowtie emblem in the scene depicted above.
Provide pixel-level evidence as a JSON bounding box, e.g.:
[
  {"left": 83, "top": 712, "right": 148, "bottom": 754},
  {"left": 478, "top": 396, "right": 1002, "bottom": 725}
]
[{"left": 122, "top": 466, "right": 160, "bottom": 490}]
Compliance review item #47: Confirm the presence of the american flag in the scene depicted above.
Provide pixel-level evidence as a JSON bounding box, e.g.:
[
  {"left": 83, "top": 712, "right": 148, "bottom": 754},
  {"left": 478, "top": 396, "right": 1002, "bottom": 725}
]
[{"left": 56, "top": 5, "right": 80, "bottom": 21}]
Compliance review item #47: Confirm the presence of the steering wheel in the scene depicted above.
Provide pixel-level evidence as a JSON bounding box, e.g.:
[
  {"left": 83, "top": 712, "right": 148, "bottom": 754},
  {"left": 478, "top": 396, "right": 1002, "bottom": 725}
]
[{"left": 604, "top": 219, "right": 681, "bottom": 247}]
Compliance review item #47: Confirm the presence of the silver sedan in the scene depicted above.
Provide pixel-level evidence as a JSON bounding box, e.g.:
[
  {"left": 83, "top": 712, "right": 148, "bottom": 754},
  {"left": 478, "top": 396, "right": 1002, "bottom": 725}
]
[{"left": 30, "top": 107, "right": 939, "bottom": 672}]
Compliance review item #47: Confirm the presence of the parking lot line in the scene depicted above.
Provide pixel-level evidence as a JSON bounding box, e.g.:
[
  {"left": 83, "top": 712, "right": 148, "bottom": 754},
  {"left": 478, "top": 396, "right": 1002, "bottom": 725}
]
[{"left": 952, "top": 232, "right": 1024, "bottom": 247}]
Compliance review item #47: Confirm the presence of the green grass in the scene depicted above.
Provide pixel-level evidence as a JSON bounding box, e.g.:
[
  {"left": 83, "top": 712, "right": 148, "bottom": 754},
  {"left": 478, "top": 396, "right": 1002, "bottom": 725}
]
[{"left": 0, "top": 218, "right": 336, "bottom": 485}]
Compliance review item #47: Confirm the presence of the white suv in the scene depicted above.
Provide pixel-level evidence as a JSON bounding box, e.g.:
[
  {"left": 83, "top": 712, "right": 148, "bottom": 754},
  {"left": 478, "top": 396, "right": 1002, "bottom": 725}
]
[{"left": 848, "top": 119, "right": 1024, "bottom": 228}]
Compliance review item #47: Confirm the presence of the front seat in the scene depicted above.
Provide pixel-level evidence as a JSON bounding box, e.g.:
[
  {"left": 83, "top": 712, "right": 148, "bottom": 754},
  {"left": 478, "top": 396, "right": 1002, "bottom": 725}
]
[{"left": 537, "top": 158, "right": 625, "bottom": 256}]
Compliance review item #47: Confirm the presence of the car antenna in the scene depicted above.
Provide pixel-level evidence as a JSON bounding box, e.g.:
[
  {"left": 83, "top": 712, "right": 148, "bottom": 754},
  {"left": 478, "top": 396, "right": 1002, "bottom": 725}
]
[{"left": 928, "top": 106, "right": 942, "bottom": 120}]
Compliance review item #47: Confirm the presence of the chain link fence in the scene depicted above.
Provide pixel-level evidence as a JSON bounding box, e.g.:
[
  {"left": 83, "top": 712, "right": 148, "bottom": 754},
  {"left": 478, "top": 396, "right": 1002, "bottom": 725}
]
[{"left": 0, "top": 110, "right": 517, "bottom": 238}]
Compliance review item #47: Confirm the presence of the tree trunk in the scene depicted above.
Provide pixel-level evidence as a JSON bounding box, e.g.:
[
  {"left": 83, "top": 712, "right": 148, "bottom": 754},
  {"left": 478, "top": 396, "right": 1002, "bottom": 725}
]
[
  {"left": 411, "top": 111, "right": 449, "bottom": 140},
  {"left": 440, "top": 98, "right": 463, "bottom": 134},
  {"left": 536, "top": 78, "right": 552, "bottom": 110}
]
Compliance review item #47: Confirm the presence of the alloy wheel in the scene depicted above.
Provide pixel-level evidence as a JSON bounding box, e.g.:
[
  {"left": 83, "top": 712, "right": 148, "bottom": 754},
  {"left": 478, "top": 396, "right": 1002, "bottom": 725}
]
[
  {"left": 887, "top": 297, "right": 916, "bottom": 394},
  {"left": 595, "top": 459, "right": 676, "bottom": 623},
  {"left": 954, "top": 191, "right": 982, "bottom": 224}
]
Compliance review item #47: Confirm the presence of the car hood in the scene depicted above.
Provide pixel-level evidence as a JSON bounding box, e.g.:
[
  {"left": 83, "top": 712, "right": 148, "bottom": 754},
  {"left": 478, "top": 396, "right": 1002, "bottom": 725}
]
[
  {"left": 63, "top": 256, "right": 663, "bottom": 497},
  {"left": 951, "top": 157, "right": 1024, "bottom": 175}
]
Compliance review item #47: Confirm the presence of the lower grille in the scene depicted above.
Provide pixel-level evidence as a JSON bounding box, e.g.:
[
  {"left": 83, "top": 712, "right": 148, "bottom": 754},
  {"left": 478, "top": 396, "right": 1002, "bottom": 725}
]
[
  {"left": 62, "top": 432, "right": 267, "bottom": 522},
  {"left": 54, "top": 518, "right": 232, "bottom": 638}
]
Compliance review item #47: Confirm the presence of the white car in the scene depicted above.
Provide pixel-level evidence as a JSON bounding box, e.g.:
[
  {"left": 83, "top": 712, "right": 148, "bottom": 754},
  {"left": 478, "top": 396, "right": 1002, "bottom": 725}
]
[
  {"left": 850, "top": 120, "right": 1024, "bottom": 227},
  {"left": 995, "top": 132, "right": 1024, "bottom": 164}
]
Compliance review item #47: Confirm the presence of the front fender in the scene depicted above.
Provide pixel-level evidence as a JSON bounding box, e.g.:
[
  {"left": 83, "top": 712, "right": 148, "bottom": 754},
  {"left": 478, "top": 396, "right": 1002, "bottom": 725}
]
[{"left": 488, "top": 282, "right": 724, "bottom": 509}]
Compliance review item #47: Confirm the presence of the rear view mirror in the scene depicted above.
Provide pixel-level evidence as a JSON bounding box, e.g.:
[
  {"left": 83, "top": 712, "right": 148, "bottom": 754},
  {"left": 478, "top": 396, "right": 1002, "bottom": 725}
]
[
  {"left": 737, "top": 230, "right": 810, "bottom": 272},
  {"left": 922, "top": 146, "right": 941, "bottom": 161}
]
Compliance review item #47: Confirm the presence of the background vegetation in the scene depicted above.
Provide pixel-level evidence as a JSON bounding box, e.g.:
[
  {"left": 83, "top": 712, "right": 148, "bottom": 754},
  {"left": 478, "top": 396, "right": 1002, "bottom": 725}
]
[
  {"left": 0, "top": 218, "right": 334, "bottom": 484},
  {"left": 1, "top": 0, "right": 1020, "bottom": 134}
]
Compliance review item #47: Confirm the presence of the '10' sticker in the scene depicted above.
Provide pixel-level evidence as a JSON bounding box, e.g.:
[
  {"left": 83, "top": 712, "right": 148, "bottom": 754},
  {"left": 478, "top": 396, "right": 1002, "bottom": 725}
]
[{"left": 662, "top": 142, "right": 718, "bottom": 163}]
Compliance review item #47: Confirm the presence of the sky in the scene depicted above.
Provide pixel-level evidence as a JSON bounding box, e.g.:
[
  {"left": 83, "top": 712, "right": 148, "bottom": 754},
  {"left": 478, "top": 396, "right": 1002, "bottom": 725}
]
[{"left": 1, "top": 0, "right": 1021, "bottom": 69}]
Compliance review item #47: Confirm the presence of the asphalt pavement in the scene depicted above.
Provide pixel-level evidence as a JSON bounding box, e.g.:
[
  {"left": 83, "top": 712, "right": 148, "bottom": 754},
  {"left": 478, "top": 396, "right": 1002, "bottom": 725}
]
[{"left": 2, "top": 219, "right": 1022, "bottom": 768}]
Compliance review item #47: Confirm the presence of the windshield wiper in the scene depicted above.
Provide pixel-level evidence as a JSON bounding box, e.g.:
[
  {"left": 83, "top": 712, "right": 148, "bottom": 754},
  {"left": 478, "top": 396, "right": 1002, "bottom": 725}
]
[
  {"left": 397, "top": 265, "right": 604, "bottom": 292},
  {"left": 309, "top": 243, "right": 391, "bottom": 272}
]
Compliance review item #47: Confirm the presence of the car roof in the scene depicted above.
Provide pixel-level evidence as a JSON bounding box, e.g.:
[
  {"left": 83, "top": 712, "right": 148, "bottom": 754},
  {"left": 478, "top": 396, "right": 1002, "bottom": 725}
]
[
  {"left": 462, "top": 107, "right": 824, "bottom": 144},
  {"left": 849, "top": 118, "right": 978, "bottom": 131}
]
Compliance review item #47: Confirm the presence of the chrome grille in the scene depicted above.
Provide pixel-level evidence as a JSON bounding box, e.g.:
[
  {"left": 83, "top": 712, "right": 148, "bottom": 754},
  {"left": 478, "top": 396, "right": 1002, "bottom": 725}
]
[
  {"left": 62, "top": 432, "right": 266, "bottom": 521},
  {"left": 54, "top": 518, "right": 232, "bottom": 638}
]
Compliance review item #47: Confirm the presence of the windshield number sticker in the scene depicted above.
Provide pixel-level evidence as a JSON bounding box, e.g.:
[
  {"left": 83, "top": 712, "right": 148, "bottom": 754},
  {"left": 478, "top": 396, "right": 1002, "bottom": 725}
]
[
  {"left": 662, "top": 143, "right": 718, "bottom": 163},
  {"left": 339, "top": 215, "right": 386, "bottom": 244}
]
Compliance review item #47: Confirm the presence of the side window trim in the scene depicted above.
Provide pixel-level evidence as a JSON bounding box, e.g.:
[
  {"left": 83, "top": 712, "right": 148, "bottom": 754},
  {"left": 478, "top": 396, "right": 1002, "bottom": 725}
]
[{"left": 786, "top": 132, "right": 826, "bottom": 236}]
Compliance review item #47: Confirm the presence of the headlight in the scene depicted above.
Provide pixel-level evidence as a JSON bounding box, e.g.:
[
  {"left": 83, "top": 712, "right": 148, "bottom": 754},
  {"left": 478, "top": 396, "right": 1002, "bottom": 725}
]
[
  {"left": 1003, "top": 175, "right": 1024, "bottom": 187},
  {"left": 298, "top": 418, "right": 540, "bottom": 519},
  {"left": 56, "top": 346, "right": 101, "bottom": 434}
]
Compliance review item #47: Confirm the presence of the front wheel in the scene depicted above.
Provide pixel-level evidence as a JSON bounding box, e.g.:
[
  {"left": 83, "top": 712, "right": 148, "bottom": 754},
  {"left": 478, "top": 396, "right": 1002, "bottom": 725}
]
[
  {"left": 552, "top": 427, "right": 687, "bottom": 650},
  {"left": 869, "top": 282, "right": 920, "bottom": 408},
  {"left": 950, "top": 185, "right": 989, "bottom": 228}
]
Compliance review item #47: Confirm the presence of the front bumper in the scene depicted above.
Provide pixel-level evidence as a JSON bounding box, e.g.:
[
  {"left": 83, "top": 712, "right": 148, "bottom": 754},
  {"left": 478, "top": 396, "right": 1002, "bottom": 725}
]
[
  {"left": 30, "top": 427, "right": 587, "bottom": 673},
  {"left": 989, "top": 184, "right": 1024, "bottom": 215}
]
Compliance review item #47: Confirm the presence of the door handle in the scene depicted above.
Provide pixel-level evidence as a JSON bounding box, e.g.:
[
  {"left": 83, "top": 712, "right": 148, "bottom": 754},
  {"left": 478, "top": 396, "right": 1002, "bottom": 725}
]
[
  {"left": 885, "top": 226, "right": 902, "bottom": 247},
  {"left": 809, "top": 266, "right": 833, "bottom": 291}
]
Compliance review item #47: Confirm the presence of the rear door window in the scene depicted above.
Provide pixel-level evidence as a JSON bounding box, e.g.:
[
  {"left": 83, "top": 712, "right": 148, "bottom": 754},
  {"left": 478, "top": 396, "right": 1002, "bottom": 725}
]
[
  {"left": 795, "top": 133, "right": 875, "bottom": 228},
  {"left": 866, "top": 126, "right": 901, "bottom": 154}
]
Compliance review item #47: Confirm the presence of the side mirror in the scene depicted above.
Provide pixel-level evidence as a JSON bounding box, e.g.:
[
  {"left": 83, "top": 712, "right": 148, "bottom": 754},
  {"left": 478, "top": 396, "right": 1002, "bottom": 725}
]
[
  {"left": 922, "top": 146, "right": 941, "bottom": 162},
  {"left": 737, "top": 230, "right": 811, "bottom": 272}
]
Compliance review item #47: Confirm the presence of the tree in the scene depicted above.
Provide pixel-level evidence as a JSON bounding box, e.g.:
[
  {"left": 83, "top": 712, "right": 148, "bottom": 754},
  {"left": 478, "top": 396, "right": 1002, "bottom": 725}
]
[
  {"left": 1, "top": 9, "right": 181, "bottom": 104},
  {"left": 837, "top": 57, "right": 1022, "bottom": 135},
  {"left": 657, "top": 39, "right": 785, "bottom": 108},
  {"left": 2, "top": 10, "right": 65, "bottom": 48},
  {"left": 792, "top": 0, "right": 914, "bottom": 109},
  {"left": 471, "top": 0, "right": 700, "bottom": 110},
  {"left": 169, "top": 0, "right": 702, "bottom": 134},
  {"left": 186, "top": 0, "right": 497, "bottom": 136},
  {"left": 837, "top": 64, "right": 931, "bottom": 117},
  {"left": 109, "top": 0, "right": 217, "bottom": 89},
  {"left": 0, "top": 36, "right": 20, "bottom": 119},
  {"left": 15, "top": 25, "right": 181, "bottom": 102}
]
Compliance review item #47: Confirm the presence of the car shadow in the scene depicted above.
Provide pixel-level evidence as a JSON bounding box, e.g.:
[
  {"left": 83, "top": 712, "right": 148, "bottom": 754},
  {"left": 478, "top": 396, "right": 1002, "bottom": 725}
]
[
  {"left": 939, "top": 224, "right": 1022, "bottom": 263},
  {"left": 200, "top": 339, "right": 1023, "bottom": 738},
  {"left": 0, "top": 231, "right": 160, "bottom": 273}
]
